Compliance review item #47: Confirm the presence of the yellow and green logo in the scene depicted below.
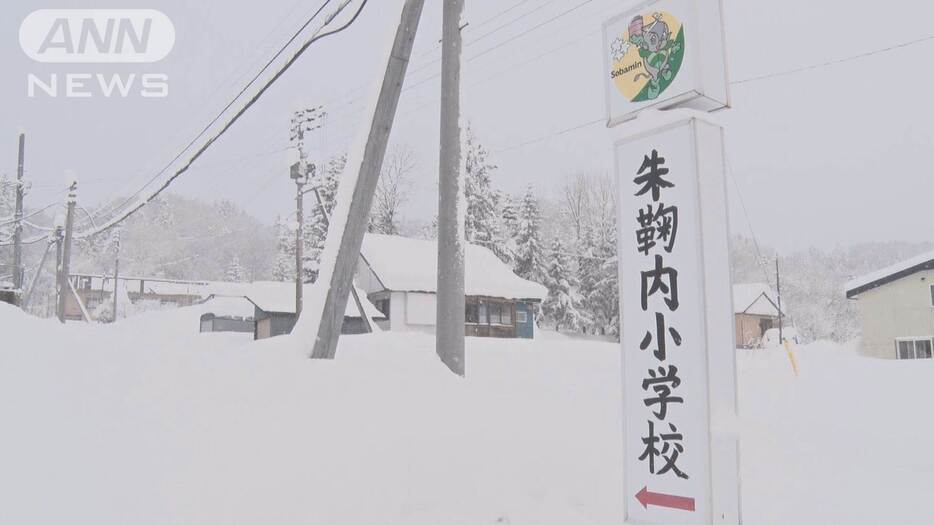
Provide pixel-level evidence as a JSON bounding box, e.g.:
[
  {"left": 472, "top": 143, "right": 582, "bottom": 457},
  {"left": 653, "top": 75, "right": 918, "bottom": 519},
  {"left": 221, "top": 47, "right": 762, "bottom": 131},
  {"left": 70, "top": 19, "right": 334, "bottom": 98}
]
[{"left": 609, "top": 11, "right": 685, "bottom": 102}]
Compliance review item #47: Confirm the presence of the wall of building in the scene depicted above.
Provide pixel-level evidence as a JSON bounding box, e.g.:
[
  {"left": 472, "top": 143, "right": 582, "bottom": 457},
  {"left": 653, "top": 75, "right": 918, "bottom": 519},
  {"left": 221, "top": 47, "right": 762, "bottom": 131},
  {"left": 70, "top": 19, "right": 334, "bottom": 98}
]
[
  {"left": 735, "top": 313, "right": 776, "bottom": 348},
  {"left": 855, "top": 269, "right": 934, "bottom": 359}
]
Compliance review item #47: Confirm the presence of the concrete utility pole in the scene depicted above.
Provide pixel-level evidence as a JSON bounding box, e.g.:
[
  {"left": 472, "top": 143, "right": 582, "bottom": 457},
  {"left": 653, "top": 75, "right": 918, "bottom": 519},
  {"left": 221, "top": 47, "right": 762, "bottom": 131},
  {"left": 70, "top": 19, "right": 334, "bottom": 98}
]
[
  {"left": 12, "top": 133, "right": 25, "bottom": 292},
  {"left": 112, "top": 228, "right": 121, "bottom": 323},
  {"left": 53, "top": 226, "right": 63, "bottom": 320},
  {"left": 436, "top": 0, "right": 467, "bottom": 376},
  {"left": 56, "top": 181, "right": 76, "bottom": 323},
  {"left": 776, "top": 257, "right": 784, "bottom": 344},
  {"left": 308, "top": 0, "right": 426, "bottom": 359},
  {"left": 294, "top": 170, "right": 306, "bottom": 316}
]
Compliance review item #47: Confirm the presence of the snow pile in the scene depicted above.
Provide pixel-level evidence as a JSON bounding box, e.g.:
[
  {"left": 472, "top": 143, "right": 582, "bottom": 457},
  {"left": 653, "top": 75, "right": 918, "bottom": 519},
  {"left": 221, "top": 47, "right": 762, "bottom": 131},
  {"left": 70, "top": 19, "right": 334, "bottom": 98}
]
[{"left": 1, "top": 304, "right": 933, "bottom": 524}]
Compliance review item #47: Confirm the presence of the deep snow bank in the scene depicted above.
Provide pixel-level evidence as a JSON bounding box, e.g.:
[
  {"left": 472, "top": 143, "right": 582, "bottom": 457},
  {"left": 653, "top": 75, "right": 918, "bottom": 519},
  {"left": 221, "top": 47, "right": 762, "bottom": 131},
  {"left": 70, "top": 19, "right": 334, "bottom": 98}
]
[{"left": 1, "top": 303, "right": 932, "bottom": 524}]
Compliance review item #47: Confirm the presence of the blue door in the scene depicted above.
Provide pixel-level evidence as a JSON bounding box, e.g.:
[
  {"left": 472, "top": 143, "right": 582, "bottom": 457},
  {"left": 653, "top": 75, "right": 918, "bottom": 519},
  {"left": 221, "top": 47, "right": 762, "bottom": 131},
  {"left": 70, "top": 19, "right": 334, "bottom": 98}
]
[{"left": 515, "top": 302, "right": 534, "bottom": 339}]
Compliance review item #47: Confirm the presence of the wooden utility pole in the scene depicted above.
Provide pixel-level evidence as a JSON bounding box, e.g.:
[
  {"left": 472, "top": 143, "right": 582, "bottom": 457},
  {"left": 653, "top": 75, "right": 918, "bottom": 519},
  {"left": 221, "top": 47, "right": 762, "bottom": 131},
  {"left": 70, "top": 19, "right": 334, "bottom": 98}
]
[
  {"left": 310, "top": 187, "right": 373, "bottom": 333},
  {"left": 12, "top": 133, "right": 25, "bottom": 292},
  {"left": 56, "top": 181, "right": 76, "bottom": 323},
  {"left": 22, "top": 238, "right": 53, "bottom": 309},
  {"left": 305, "top": 0, "right": 425, "bottom": 359},
  {"left": 436, "top": 0, "right": 466, "bottom": 376}
]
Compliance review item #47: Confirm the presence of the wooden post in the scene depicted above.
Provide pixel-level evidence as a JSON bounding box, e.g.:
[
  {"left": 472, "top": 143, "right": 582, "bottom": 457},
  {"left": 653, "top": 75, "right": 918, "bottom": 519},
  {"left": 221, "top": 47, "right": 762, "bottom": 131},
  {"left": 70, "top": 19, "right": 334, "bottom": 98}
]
[
  {"left": 12, "top": 133, "right": 25, "bottom": 292},
  {"left": 310, "top": 187, "right": 373, "bottom": 333},
  {"left": 303, "top": 0, "right": 425, "bottom": 359},
  {"left": 57, "top": 181, "right": 76, "bottom": 323},
  {"left": 22, "top": 238, "right": 53, "bottom": 308},
  {"left": 436, "top": 0, "right": 467, "bottom": 376}
]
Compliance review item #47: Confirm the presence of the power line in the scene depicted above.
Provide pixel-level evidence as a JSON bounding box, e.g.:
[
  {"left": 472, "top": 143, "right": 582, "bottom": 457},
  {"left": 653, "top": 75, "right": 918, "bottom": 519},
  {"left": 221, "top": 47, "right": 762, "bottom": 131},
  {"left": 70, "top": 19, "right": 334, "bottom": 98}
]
[
  {"left": 0, "top": 201, "right": 59, "bottom": 226},
  {"left": 494, "top": 118, "right": 603, "bottom": 154},
  {"left": 733, "top": 32, "right": 934, "bottom": 85},
  {"left": 77, "top": 0, "right": 370, "bottom": 239},
  {"left": 100, "top": 0, "right": 338, "bottom": 222},
  {"left": 724, "top": 154, "right": 773, "bottom": 285}
]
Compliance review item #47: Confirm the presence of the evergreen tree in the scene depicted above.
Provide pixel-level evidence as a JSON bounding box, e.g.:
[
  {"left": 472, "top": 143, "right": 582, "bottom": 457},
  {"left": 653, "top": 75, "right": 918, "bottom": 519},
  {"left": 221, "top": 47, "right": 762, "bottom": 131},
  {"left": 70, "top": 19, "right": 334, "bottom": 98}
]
[
  {"left": 514, "top": 186, "right": 545, "bottom": 283},
  {"left": 272, "top": 215, "right": 295, "bottom": 282},
  {"left": 500, "top": 192, "right": 519, "bottom": 239},
  {"left": 463, "top": 126, "right": 510, "bottom": 262},
  {"left": 576, "top": 225, "right": 600, "bottom": 333},
  {"left": 304, "top": 154, "right": 344, "bottom": 282},
  {"left": 543, "top": 237, "right": 581, "bottom": 331},
  {"left": 225, "top": 255, "right": 246, "bottom": 282}
]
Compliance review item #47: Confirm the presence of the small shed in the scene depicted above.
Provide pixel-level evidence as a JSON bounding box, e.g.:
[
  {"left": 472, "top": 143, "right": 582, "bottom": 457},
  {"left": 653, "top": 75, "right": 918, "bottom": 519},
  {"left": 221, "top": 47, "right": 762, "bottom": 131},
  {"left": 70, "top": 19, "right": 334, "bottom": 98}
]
[
  {"left": 243, "top": 281, "right": 386, "bottom": 340},
  {"left": 733, "top": 283, "right": 783, "bottom": 348},
  {"left": 198, "top": 296, "right": 255, "bottom": 334},
  {"left": 0, "top": 282, "right": 20, "bottom": 307}
]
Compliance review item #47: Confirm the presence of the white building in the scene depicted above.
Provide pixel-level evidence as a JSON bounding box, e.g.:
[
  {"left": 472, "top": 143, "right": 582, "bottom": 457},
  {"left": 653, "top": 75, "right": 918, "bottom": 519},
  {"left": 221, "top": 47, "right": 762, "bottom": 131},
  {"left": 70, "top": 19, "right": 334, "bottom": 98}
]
[
  {"left": 355, "top": 234, "right": 547, "bottom": 339},
  {"left": 845, "top": 250, "right": 934, "bottom": 359}
]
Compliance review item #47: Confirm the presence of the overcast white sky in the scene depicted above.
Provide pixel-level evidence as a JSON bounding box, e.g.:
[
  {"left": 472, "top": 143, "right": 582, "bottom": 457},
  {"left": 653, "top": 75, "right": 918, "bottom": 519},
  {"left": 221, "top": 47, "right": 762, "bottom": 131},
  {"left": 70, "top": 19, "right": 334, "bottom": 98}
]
[{"left": 2, "top": 0, "right": 933, "bottom": 253}]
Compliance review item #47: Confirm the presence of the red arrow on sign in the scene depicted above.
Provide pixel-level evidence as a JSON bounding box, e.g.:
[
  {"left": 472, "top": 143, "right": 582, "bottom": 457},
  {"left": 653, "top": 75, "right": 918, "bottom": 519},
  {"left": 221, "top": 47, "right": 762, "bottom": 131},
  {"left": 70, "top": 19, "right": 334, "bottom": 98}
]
[{"left": 635, "top": 486, "right": 696, "bottom": 512}]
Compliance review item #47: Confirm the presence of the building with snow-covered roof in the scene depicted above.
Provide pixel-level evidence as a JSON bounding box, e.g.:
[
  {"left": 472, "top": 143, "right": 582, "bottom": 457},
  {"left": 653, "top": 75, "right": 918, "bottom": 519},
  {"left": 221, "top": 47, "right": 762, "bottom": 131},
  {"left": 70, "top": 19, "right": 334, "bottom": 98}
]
[
  {"left": 733, "top": 283, "right": 784, "bottom": 348},
  {"left": 198, "top": 296, "right": 256, "bottom": 334},
  {"left": 845, "top": 250, "right": 934, "bottom": 360},
  {"left": 236, "top": 281, "right": 385, "bottom": 340},
  {"left": 355, "top": 234, "right": 547, "bottom": 339}
]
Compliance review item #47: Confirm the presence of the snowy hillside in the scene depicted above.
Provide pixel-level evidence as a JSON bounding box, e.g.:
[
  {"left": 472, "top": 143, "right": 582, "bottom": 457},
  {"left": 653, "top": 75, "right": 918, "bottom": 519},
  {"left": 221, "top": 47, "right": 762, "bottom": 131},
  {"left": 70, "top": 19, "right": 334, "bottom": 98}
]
[{"left": 0, "top": 303, "right": 932, "bottom": 524}]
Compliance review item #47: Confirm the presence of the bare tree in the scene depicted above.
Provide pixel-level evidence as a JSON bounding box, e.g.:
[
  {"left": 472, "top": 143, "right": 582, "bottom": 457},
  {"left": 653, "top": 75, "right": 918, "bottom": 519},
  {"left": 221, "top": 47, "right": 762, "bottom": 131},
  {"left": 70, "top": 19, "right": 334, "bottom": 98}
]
[
  {"left": 562, "top": 172, "right": 591, "bottom": 242},
  {"left": 370, "top": 146, "right": 416, "bottom": 235}
]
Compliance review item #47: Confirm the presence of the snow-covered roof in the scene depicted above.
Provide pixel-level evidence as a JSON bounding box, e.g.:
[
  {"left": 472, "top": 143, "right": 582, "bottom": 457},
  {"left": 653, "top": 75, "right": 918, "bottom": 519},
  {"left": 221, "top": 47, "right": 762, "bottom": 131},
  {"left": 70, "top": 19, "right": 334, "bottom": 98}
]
[
  {"left": 845, "top": 249, "right": 934, "bottom": 298},
  {"left": 199, "top": 296, "right": 256, "bottom": 319},
  {"left": 224, "top": 281, "right": 384, "bottom": 319},
  {"left": 733, "top": 283, "right": 782, "bottom": 316},
  {"left": 360, "top": 234, "right": 548, "bottom": 300}
]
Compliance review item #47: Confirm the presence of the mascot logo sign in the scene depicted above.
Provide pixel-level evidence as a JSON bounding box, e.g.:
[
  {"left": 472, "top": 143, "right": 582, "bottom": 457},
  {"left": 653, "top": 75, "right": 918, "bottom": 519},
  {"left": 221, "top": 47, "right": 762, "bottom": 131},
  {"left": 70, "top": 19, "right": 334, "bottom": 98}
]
[{"left": 609, "top": 11, "right": 685, "bottom": 102}]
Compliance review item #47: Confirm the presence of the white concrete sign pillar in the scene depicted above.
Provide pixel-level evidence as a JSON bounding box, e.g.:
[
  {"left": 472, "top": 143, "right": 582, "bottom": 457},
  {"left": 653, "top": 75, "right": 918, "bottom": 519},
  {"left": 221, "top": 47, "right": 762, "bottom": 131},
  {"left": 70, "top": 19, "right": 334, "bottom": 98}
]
[
  {"left": 615, "top": 113, "right": 740, "bottom": 524},
  {"left": 603, "top": 0, "right": 739, "bottom": 522}
]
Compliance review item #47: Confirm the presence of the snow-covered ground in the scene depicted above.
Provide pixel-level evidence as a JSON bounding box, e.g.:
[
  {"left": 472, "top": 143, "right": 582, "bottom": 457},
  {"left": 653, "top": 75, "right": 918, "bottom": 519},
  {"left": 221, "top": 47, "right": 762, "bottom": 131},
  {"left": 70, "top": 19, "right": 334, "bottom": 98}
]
[{"left": 1, "top": 302, "right": 932, "bottom": 524}]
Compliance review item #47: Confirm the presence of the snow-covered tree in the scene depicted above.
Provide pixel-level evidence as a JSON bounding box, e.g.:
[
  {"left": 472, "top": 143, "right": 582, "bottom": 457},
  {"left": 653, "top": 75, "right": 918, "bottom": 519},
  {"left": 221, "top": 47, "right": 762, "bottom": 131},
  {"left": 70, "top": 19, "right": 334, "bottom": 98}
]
[
  {"left": 463, "top": 126, "right": 512, "bottom": 263},
  {"left": 500, "top": 191, "right": 519, "bottom": 240},
  {"left": 225, "top": 255, "right": 246, "bottom": 282},
  {"left": 513, "top": 186, "right": 545, "bottom": 283},
  {"left": 272, "top": 215, "right": 295, "bottom": 282},
  {"left": 0, "top": 175, "right": 16, "bottom": 273},
  {"left": 304, "top": 154, "right": 344, "bottom": 282},
  {"left": 542, "top": 237, "right": 581, "bottom": 331}
]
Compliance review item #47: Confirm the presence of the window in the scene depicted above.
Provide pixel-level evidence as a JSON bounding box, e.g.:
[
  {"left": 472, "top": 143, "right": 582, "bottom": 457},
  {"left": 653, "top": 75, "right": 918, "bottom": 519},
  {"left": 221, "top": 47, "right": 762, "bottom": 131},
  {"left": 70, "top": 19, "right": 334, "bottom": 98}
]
[
  {"left": 489, "top": 304, "right": 500, "bottom": 325},
  {"left": 488, "top": 303, "right": 512, "bottom": 325},
  {"left": 478, "top": 304, "right": 488, "bottom": 324},
  {"left": 516, "top": 310, "right": 528, "bottom": 324},
  {"left": 376, "top": 299, "right": 391, "bottom": 319},
  {"left": 930, "top": 285, "right": 934, "bottom": 307},
  {"left": 896, "top": 338, "right": 933, "bottom": 360},
  {"left": 466, "top": 303, "right": 478, "bottom": 324}
]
